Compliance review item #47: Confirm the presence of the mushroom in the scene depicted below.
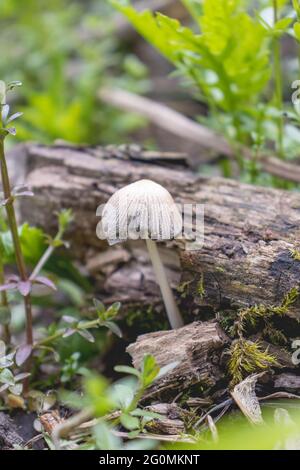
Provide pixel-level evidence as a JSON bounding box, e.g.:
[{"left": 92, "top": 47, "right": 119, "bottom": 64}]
[{"left": 100, "top": 179, "right": 183, "bottom": 329}]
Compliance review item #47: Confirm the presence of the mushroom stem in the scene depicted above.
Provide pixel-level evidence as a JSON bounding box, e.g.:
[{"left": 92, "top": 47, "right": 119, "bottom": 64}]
[{"left": 146, "top": 239, "right": 183, "bottom": 329}]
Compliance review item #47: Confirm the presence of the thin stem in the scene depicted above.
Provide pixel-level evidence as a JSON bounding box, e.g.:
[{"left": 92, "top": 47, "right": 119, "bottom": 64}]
[
  {"left": 0, "top": 261, "right": 11, "bottom": 344},
  {"left": 273, "top": 0, "right": 285, "bottom": 159},
  {"left": 52, "top": 408, "right": 93, "bottom": 450},
  {"left": 0, "top": 137, "right": 33, "bottom": 347},
  {"left": 30, "top": 246, "right": 54, "bottom": 280},
  {"left": 146, "top": 239, "right": 183, "bottom": 329},
  {"left": 34, "top": 318, "right": 100, "bottom": 348}
]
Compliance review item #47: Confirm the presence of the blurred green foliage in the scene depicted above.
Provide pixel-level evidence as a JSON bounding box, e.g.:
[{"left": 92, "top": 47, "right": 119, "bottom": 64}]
[
  {"left": 113, "top": 0, "right": 300, "bottom": 186},
  {"left": 167, "top": 405, "right": 300, "bottom": 450},
  {"left": 0, "top": 0, "right": 148, "bottom": 144}
]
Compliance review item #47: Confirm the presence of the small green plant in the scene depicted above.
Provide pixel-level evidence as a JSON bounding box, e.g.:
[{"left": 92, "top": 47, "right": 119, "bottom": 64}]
[
  {"left": 53, "top": 354, "right": 175, "bottom": 449},
  {"left": 112, "top": 0, "right": 300, "bottom": 184},
  {"left": 0, "top": 81, "right": 118, "bottom": 397},
  {"left": 0, "top": 340, "right": 29, "bottom": 399}
]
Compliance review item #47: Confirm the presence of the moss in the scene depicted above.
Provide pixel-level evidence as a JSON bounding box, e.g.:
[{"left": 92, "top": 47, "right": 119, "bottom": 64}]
[
  {"left": 234, "top": 286, "right": 299, "bottom": 340},
  {"left": 227, "top": 286, "right": 299, "bottom": 386},
  {"left": 196, "top": 273, "right": 206, "bottom": 300},
  {"left": 176, "top": 280, "right": 192, "bottom": 299},
  {"left": 289, "top": 248, "right": 300, "bottom": 262},
  {"left": 228, "top": 339, "right": 278, "bottom": 387}
]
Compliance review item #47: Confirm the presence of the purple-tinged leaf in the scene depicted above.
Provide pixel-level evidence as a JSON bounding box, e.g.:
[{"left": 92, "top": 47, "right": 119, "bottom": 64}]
[
  {"left": 62, "top": 328, "right": 76, "bottom": 338},
  {"left": 7, "top": 127, "right": 16, "bottom": 135},
  {"left": 12, "top": 184, "right": 29, "bottom": 192},
  {"left": 18, "top": 281, "right": 32, "bottom": 296},
  {"left": 0, "top": 355, "right": 14, "bottom": 368},
  {"left": 0, "top": 282, "right": 17, "bottom": 292},
  {"left": 16, "top": 344, "right": 32, "bottom": 366},
  {"left": 7, "top": 274, "right": 19, "bottom": 282},
  {"left": 0, "top": 383, "right": 9, "bottom": 393},
  {"left": 104, "top": 321, "right": 122, "bottom": 338},
  {"left": 78, "top": 329, "right": 95, "bottom": 343},
  {"left": 9, "top": 383, "right": 23, "bottom": 395},
  {"left": 62, "top": 315, "right": 77, "bottom": 324},
  {"left": 15, "top": 191, "right": 34, "bottom": 198},
  {"left": 6, "top": 112, "right": 23, "bottom": 123},
  {"left": 14, "top": 372, "right": 31, "bottom": 382},
  {"left": 1, "top": 104, "right": 9, "bottom": 122},
  {"left": 34, "top": 276, "right": 56, "bottom": 291},
  {"left": 0, "top": 197, "right": 10, "bottom": 207}
]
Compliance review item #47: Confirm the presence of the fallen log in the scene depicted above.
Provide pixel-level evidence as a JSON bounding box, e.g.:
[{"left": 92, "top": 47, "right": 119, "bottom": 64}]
[{"left": 20, "top": 143, "right": 300, "bottom": 319}]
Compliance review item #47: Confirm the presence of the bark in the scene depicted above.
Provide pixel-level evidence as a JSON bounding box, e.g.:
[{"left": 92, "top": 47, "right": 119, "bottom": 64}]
[
  {"left": 0, "top": 412, "right": 25, "bottom": 449},
  {"left": 21, "top": 143, "right": 300, "bottom": 319},
  {"left": 126, "top": 321, "right": 228, "bottom": 399}
]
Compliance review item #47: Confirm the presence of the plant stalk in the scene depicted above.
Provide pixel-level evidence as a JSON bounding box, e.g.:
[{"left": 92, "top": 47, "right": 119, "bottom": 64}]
[
  {"left": 146, "top": 239, "right": 183, "bottom": 329},
  {"left": 0, "top": 261, "right": 11, "bottom": 344},
  {"left": 0, "top": 137, "right": 33, "bottom": 348},
  {"left": 34, "top": 318, "right": 100, "bottom": 348},
  {"left": 273, "top": 0, "right": 285, "bottom": 159},
  {"left": 30, "top": 226, "right": 63, "bottom": 280}
]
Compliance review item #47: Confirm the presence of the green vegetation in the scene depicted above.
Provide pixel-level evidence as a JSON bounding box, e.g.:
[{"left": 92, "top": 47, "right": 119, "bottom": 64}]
[
  {"left": 113, "top": 0, "right": 300, "bottom": 184},
  {"left": 1, "top": 0, "right": 300, "bottom": 453},
  {"left": 0, "top": 0, "right": 148, "bottom": 144}
]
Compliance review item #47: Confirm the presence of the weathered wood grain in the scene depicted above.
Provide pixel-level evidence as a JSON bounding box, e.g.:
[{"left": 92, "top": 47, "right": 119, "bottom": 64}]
[
  {"left": 20, "top": 143, "right": 300, "bottom": 319},
  {"left": 126, "top": 321, "right": 227, "bottom": 399}
]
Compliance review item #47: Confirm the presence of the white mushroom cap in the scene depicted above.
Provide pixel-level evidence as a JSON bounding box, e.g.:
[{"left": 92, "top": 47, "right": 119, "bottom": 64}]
[{"left": 101, "top": 179, "right": 182, "bottom": 245}]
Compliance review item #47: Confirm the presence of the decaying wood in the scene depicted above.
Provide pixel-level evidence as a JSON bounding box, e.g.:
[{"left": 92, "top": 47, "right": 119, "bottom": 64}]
[
  {"left": 0, "top": 412, "right": 25, "bottom": 449},
  {"left": 145, "top": 404, "right": 186, "bottom": 435},
  {"left": 274, "top": 373, "right": 300, "bottom": 392},
  {"left": 100, "top": 87, "right": 300, "bottom": 183},
  {"left": 231, "top": 373, "right": 264, "bottom": 425},
  {"left": 20, "top": 143, "right": 300, "bottom": 319},
  {"left": 126, "top": 321, "right": 227, "bottom": 399}
]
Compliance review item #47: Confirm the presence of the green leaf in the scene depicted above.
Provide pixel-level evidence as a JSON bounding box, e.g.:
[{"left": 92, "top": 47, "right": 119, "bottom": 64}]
[
  {"left": 93, "top": 422, "right": 121, "bottom": 450},
  {"left": 181, "top": 0, "right": 203, "bottom": 23},
  {"left": 105, "top": 302, "right": 121, "bottom": 320},
  {"left": 112, "top": 0, "right": 270, "bottom": 114},
  {"left": 104, "top": 320, "right": 122, "bottom": 338},
  {"left": 58, "top": 209, "right": 73, "bottom": 233},
  {"left": 120, "top": 413, "right": 140, "bottom": 431},
  {"left": 84, "top": 375, "right": 116, "bottom": 417},
  {"left": 131, "top": 408, "right": 162, "bottom": 420},
  {"left": 274, "top": 17, "right": 292, "bottom": 32},
  {"left": 112, "top": 383, "right": 134, "bottom": 410},
  {"left": 0, "top": 368, "right": 15, "bottom": 386},
  {"left": 93, "top": 298, "right": 105, "bottom": 316},
  {"left": 114, "top": 365, "right": 141, "bottom": 379},
  {"left": 141, "top": 354, "right": 160, "bottom": 387},
  {"left": 294, "top": 22, "right": 300, "bottom": 41},
  {"left": 78, "top": 329, "right": 95, "bottom": 343}
]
